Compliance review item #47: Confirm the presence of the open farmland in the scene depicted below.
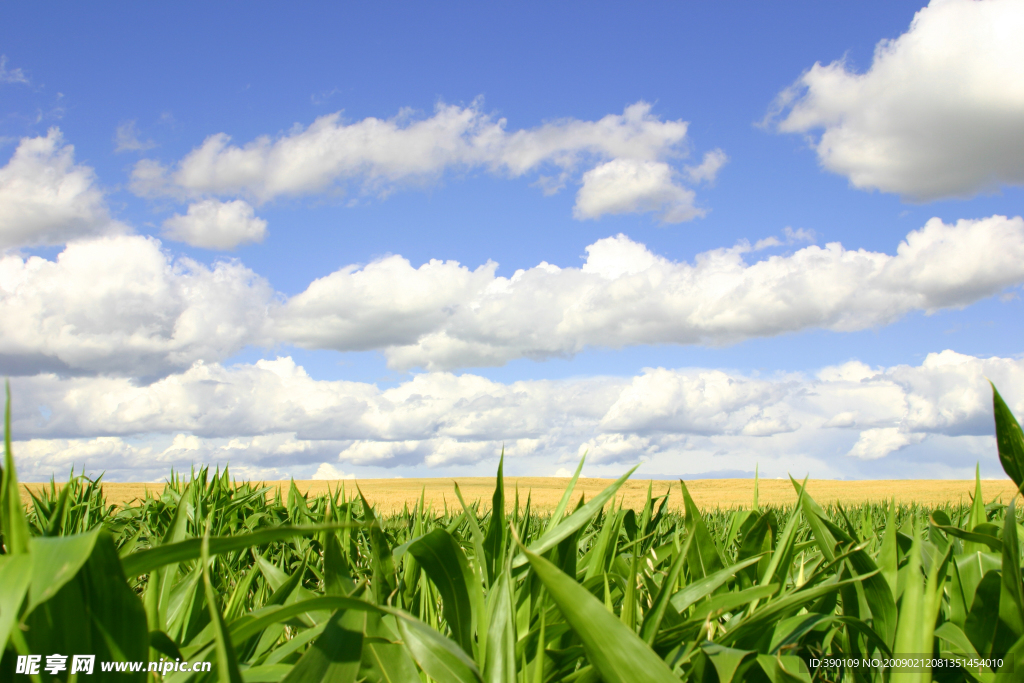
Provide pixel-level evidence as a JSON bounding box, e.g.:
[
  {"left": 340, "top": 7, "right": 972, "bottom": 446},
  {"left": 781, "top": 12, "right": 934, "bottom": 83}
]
[{"left": 21, "top": 475, "right": 1024, "bottom": 512}]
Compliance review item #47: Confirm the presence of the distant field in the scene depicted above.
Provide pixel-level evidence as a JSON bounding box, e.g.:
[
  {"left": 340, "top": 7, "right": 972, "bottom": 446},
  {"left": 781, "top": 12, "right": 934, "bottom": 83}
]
[{"left": 21, "top": 476, "right": 1023, "bottom": 513}]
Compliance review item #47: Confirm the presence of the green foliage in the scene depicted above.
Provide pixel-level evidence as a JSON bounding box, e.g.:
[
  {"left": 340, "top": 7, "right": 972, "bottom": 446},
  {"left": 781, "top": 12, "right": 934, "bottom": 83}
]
[{"left": 1, "top": 384, "right": 1024, "bottom": 681}]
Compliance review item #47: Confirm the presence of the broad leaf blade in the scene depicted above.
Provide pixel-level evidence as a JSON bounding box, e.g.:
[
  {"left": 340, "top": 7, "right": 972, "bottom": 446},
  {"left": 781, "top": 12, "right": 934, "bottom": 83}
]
[
  {"left": 522, "top": 544, "right": 678, "bottom": 683},
  {"left": 408, "top": 528, "right": 476, "bottom": 656},
  {"left": 992, "top": 383, "right": 1024, "bottom": 491}
]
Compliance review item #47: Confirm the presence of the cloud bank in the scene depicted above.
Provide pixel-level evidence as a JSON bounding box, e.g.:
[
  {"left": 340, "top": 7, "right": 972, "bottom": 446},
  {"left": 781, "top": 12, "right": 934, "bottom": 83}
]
[
  {"left": 9, "top": 350, "right": 1023, "bottom": 481},
  {"left": 770, "top": 0, "right": 1024, "bottom": 200},
  {"left": 278, "top": 214, "right": 1024, "bottom": 370},
  {"left": 130, "top": 101, "right": 718, "bottom": 223},
  {"left": 4, "top": 215, "right": 1023, "bottom": 377}
]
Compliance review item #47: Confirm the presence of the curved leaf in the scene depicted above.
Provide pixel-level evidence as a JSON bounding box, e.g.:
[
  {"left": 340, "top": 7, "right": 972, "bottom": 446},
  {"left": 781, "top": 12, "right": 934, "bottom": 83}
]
[{"left": 521, "top": 543, "right": 678, "bottom": 683}]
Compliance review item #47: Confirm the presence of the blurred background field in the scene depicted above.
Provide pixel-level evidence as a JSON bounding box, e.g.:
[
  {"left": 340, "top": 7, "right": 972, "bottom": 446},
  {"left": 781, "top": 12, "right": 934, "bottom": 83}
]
[{"left": 21, "top": 476, "right": 1023, "bottom": 513}]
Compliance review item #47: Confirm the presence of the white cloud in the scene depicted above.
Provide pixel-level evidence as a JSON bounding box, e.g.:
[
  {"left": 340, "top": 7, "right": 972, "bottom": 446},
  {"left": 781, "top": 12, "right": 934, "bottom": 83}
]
[
  {"left": 274, "top": 215, "right": 1024, "bottom": 371},
  {"left": 0, "top": 55, "right": 28, "bottom": 84},
  {"left": 770, "top": 0, "right": 1024, "bottom": 200},
  {"left": 272, "top": 254, "right": 497, "bottom": 352},
  {"left": 599, "top": 368, "right": 797, "bottom": 436},
  {"left": 131, "top": 101, "right": 711, "bottom": 222},
  {"left": 312, "top": 462, "right": 355, "bottom": 480},
  {"left": 847, "top": 428, "right": 926, "bottom": 460},
  {"left": 0, "top": 234, "right": 272, "bottom": 377},
  {"left": 684, "top": 149, "right": 728, "bottom": 184},
  {"left": 574, "top": 159, "right": 702, "bottom": 223},
  {"left": 12, "top": 431, "right": 344, "bottom": 483},
  {"left": 114, "top": 120, "right": 156, "bottom": 153},
  {"left": 8, "top": 350, "right": 1024, "bottom": 480},
  {"left": 0, "top": 129, "right": 122, "bottom": 249},
  {"left": 4, "top": 216, "right": 1023, "bottom": 379},
  {"left": 162, "top": 199, "right": 268, "bottom": 249},
  {"left": 577, "top": 433, "right": 661, "bottom": 465}
]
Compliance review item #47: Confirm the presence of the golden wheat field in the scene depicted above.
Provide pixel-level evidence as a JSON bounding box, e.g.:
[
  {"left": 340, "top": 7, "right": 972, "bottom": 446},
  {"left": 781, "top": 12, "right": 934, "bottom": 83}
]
[{"left": 20, "top": 476, "right": 1023, "bottom": 513}]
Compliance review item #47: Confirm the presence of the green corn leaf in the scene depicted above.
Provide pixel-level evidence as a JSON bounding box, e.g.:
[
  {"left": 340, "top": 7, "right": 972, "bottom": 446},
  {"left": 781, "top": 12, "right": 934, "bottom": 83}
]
[
  {"left": 993, "top": 632, "right": 1024, "bottom": 682},
  {"left": 932, "top": 510, "right": 1004, "bottom": 552},
  {"left": 148, "top": 629, "right": 184, "bottom": 662},
  {"left": 0, "top": 554, "right": 32, "bottom": 651},
  {"left": 228, "top": 597, "right": 380, "bottom": 644},
  {"left": 521, "top": 542, "right": 679, "bottom": 683},
  {"left": 122, "top": 522, "right": 361, "bottom": 576},
  {"left": 966, "top": 464, "right": 991, "bottom": 555},
  {"left": 757, "top": 654, "right": 812, "bottom": 683},
  {"left": 201, "top": 526, "right": 244, "bottom": 683},
  {"left": 934, "top": 622, "right": 995, "bottom": 683},
  {"left": 760, "top": 485, "right": 807, "bottom": 589},
  {"left": 880, "top": 500, "right": 899, "bottom": 597},
  {"left": 736, "top": 510, "right": 773, "bottom": 583},
  {"left": 845, "top": 542, "right": 898, "bottom": 647},
  {"left": 545, "top": 455, "right": 585, "bottom": 534},
  {"left": 512, "top": 465, "right": 638, "bottom": 568},
  {"left": 453, "top": 480, "right": 490, "bottom": 589},
  {"left": 668, "top": 554, "right": 762, "bottom": 614},
  {"left": 483, "top": 451, "right": 506, "bottom": 585},
  {"left": 992, "top": 383, "right": 1024, "bottom": 492},
  {"left": 791, "top": 476, "right": 837, "bottom": 562},
  {"left": 998, "top": 499, "right": 1024, "bottom": 639},
  {"left": 483, "top": 566, "right": 516, "bottom": 683},
  {"left": 767, "top": 613, "right": 832, "bottom": 655},
  {"left": 407, "top": 528, "right": 476, "bottom": 656},
  {"left": 24, "top": 528, "right": 100, "bottom": 613},
  {"left": 891, "top": 517, "right": 946, "bottom": 683},
  {"left": 640, "top": 532, "right": 692, "bottom": 644},
  {"left": 358, "top": 487, "right": 397, "bottom": 605},
  {"left": 966, "top": 570, "right": 1002, "bottom": 658},
  {"left": 702, "top": 643, "right": 756, "bottom": 683},
  {"left": 396, "top": 614, "right": 485, "bottom": 683},
  {"left": 719, "top": 574, "right": 868, "bottom": 648},
  {"left": 360, "top": 612, "right": 421, "bottom": 683},
  {"left": 686, "top": 583, "right": 779, "bottom": 626},
  {"left": 240, "top": 664, "right": 294, "bottom": 682},
  {"left": 679, "top": 479, "right": 724, "bottom": 579},
  {"left": 281, "top": 608, "right": 363, "bottom": 683},
  {"left": 22, "top": 532, "right": 149, "bottom": 681},
  {"left": 1, "top": 382, "right": 31, "bottom": 555}
]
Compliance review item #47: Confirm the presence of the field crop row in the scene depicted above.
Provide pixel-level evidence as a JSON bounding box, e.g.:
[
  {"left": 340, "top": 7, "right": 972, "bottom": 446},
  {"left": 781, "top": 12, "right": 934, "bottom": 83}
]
[{"left": 22, "top": 477, "right": 1024, "bottom": 515}]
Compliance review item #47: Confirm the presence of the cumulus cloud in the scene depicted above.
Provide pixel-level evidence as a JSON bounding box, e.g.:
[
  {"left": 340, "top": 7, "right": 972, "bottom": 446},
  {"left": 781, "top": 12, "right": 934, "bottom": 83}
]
[
  {"left": 0, "top": 129, "right": 122, "bottom": 249},
  {"left": 847, "top": 428, "right": 926, "bottom": 460},
  {"left": 4, "top": 215, "right": 1023, "bottom": 378},
  {"left": 769, "top": 0, "right": 1024, "bottom": 200},
  {"left": 311, "top": 462, "right": 356, "bottom": 480},
  {"left": 574, "top": 159, "right": 702, "bottom": 223},
  {"left": 162, "top": 199, "right": 268, "bottom": 249},
  {"left": 274, "top": 214, "right": 1024, "bottom": 371},
  {"left": 9, "top": 350, "right": 1024, "bottom": 480},
  {"left": 130, "top": 101, "right": 713, "bottom": 222},
  {"left": 0, "top": 234, "right": 272, "bottom": 377}
]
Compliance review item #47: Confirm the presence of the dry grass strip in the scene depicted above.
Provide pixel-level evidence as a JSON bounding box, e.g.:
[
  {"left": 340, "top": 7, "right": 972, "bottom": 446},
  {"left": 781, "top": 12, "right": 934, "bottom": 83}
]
[{"left": 21, "top": 477, "right": 1023, "bottom": 514}]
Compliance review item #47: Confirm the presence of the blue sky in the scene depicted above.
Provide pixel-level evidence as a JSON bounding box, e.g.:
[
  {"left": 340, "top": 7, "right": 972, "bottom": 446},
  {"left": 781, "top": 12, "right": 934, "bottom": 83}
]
[{"left": 2, "top": 0, "right": 1023, "bottom": 482}]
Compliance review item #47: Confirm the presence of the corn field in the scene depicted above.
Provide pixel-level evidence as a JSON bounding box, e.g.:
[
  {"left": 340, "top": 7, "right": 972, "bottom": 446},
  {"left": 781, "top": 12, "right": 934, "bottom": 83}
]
[{"left": 2, "top": 384, "right": 1024, "bottom": 682}]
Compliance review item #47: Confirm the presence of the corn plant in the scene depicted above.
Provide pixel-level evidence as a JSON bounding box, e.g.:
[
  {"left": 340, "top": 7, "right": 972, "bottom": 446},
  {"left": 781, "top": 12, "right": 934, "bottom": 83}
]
[{"left": 1, "top": 382, "right": 1023, "bottom": 682}]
